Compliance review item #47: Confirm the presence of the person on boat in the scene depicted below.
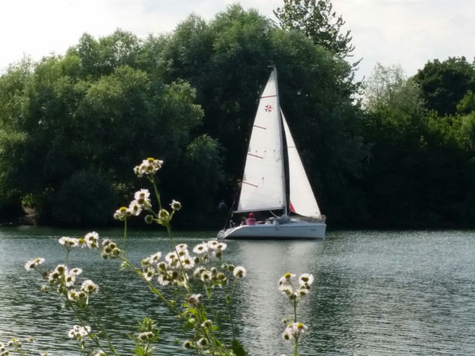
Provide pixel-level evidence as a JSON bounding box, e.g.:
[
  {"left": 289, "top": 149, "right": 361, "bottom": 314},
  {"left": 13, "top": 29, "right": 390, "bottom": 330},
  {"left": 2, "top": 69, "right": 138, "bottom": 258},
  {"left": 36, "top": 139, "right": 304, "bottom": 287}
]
[
  {"left": 246, "top": 213, "right": 257, "bottom": 225},
  {"left": 240, "top": 217, "right": 247, "bottom": 226}
]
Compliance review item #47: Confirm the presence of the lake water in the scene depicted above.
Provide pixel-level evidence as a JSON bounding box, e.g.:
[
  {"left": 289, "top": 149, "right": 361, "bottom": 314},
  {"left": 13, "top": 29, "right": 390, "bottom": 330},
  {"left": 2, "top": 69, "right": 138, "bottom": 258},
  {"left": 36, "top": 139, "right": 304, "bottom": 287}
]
[{"left": 1, "top": 227, "right": 475, "bottom": 355}]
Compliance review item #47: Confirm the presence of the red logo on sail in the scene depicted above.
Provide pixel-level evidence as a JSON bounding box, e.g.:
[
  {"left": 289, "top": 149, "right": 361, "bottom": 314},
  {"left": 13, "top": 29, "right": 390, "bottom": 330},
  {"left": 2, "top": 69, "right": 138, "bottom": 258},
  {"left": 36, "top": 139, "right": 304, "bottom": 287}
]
[{"left": 264, "top": 104, "right": 272, "bottom": 112}]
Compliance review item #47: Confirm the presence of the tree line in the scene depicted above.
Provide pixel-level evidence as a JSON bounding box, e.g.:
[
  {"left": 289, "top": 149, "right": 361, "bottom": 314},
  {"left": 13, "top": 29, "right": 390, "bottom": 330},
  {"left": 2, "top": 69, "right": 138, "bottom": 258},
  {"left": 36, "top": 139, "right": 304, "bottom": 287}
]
[{"left": 0, "top": 0, "right": 474, "bottom": 229}]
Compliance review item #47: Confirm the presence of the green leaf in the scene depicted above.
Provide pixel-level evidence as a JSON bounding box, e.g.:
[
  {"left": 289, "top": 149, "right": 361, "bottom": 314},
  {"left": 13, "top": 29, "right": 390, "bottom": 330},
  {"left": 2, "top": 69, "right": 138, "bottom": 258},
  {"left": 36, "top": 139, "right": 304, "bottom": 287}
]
[
  {"left": 183, "top": 320, "right": 195, "bottom": 331},
  {"left": 231, "top": 338, "right": 246, "bottom": 356}
]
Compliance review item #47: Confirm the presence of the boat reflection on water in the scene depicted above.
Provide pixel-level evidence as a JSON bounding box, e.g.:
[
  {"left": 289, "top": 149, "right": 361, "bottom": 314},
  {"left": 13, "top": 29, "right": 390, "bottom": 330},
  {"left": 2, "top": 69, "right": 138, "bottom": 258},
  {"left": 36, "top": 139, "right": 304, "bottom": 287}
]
[{"left": 226, "top": 239, "right": 325, "bottom": 355}]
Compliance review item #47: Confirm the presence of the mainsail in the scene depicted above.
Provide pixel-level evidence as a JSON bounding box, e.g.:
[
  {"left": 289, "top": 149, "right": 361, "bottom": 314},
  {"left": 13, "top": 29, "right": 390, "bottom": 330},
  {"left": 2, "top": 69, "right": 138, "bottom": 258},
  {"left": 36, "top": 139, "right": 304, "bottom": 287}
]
[
  {"left": 282, "top": 112, "right": 322, "bottom": 219},
  {"left": 237, "top": 69, "right": 286, "bottom": 213}
]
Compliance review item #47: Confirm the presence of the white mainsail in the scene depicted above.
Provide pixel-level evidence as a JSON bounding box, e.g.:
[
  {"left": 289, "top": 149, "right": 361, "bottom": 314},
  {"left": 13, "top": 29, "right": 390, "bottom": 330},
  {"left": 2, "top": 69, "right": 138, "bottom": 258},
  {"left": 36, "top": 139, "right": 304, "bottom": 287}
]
[
  {"left": 237, "top": 69, "right": 286, "bottom": 213},
  {"left": 282, "top": 112, "right": 322, "bottom": 219}
]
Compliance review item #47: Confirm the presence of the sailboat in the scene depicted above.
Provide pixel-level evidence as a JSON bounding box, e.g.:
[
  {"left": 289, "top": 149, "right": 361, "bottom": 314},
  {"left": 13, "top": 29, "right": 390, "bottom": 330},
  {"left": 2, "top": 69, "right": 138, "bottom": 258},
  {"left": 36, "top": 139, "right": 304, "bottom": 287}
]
[{"left": 217, "top": 68, "right": 326, "bottom": 240}]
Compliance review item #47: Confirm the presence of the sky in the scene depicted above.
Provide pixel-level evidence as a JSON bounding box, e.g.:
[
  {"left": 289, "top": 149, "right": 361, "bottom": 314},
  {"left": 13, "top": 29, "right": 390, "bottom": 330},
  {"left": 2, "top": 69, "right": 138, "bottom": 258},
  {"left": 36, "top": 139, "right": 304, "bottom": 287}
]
[{"left": 1, "top": 0, "right": 474, "bottom": 82}]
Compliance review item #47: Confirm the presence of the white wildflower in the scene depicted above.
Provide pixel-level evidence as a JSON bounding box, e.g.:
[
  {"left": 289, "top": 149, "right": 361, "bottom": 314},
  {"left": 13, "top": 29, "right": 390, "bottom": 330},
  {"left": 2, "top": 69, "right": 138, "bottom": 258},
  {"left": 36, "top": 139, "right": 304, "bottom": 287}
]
[
  {"left": 291, "top": 322, "right": 308, "bottom": 336},
  {"left": 196, "top": 338, "right": 208, "bottom": 348},
  {"left": 67, "top": 290, "right": 80, "bottom": 301},
  {"left": 114, "top": 207, "right": 131, "bottom": 221},
  {"left": 143, "top": 268, "right": 155, "bottom": 281},
  {"left": 148, "top": 252, "right": 162, "bottom": 264},
  {"left": 91, "top": 351, "right": 107, "bottom": 356},
  {"left": 202, "top": 320, "right": 213, "bottom": 328},
  {"left": 233, "top": 266, "right": 247, "bottom": 279},
  {"left": 138, "top": 332, "right": 153, "bottom": 341},
  {"left": 193, "top": 267, "right": 206, "bottom": 278},
  {"left": 282, "top": 322, "right": 308, "bottom": 344},
  {"left": 84, "top": 232, "right": 99, "bottom": 248},
  {"left": 279, "top": 285, "right": 294, "bottom": 296},
  {"left": 207, "top": 240, "right": 219, "bottom": 249},
  {"left": 69, "top": 267, "right": 82, "bottom": 276},
  {"left": 299, "top": 273, "right": 314, "bottom": 286},
  {"left": 134, "top": 189, "right": 150, "bottom": 201},
  {"left": 170, "top": 199, "right": 181, "bottom": 211},
  {"left": 68, "top": 325, "right": 91, "bottom": 340},
  {"left": 48, "top": 270, "right": 61, "bottom": 283},
  {"left": 181, "top": 257, "right": 195, "bottom": 269},
  {"left": 24, "top": 257, "right": 45, "bottom": 271},
  {"left": 278, "top": 273, "right": 296, "bottom": 287},
  {"left": 216, "top": 242, "right": 227, "bottom": 251},
  {"left": 193, "top": 242, "right": 208, "bottom": 254},
  {"left": 282, "top": 328, "right": 293, "bottom": 342},
  {"left": 54, "top": 264, "right": 67, "bottom": 276},
  {"left": 58, "top": 237, "right": 79, "bottom": 249},
  {"left": 159, "top": 209, "right": 170, "bottom": 220},
  {"left": 134, "top": 158, "right": 163, "bottom": 177},
  {"left": 183, "top": 340, "right": 193, "bottom": 349},
  {"left": 64, "top": 272, "right": 76, "bottom": 287},
  {"left": 200, "top": 270, "right": 212, "bottom": 283},
  {"left": 81, "top": 280, "right": 99, "bottom": 294},
  {"left": 185, "top": 294, "right": 202, "bottom": 307},
  {"left": 176, "top": 243, "right": 188, "bottom": 252},
  {"left": 157, "top": 274, "right": 171, "bottom": 286},
  {"left": 128, "top": 200, "right": 142, "bottom": 216},
  {"left": 165, "top": 252, "right": 178, "bottom": 264}
]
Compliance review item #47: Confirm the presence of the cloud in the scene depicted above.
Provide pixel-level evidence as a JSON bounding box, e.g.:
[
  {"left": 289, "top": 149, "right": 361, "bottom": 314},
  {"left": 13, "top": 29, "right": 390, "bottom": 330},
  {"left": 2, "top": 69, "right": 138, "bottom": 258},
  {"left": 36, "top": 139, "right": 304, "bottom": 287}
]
[
  {"left": 333, "top": 0, "right": 475, "bottom": 80},
  {"left": 1, "top": 0, "right": 474, "bottom": 83},
  {"left": 0, "top": 0, "right": 115, "bottom": 71}
]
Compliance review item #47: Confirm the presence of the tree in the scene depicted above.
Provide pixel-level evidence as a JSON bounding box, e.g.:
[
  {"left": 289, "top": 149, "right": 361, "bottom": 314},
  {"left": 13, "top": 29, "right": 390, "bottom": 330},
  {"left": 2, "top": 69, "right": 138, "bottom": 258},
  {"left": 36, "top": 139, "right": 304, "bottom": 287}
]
[
  {"left": 156, "top": 5, "right": 369, "bottom": 225},
  {"left": 362, "top": 63, "right": 475, "bottom": 226},
  {"left": 362, "top": 65, "right": 431, "bottom": 225},
  {"left": 413, "top": 57, "right": 475, "bottom": 116},
  {"left": 0, "top": 32, "right": 225, "bottom": 225},
  {"left": 273, "top": 0, "right": 355, "bottom": 59}
]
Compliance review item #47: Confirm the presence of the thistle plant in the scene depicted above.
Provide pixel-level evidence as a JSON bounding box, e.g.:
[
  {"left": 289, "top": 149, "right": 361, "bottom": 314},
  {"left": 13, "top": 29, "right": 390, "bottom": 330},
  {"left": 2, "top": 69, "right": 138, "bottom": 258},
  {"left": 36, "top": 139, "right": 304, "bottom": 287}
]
[
  {"left": 278, "top": 272, "right": 314, "bottom": 356},
  {"left": 25, "top": 158, "right": 247, "bottom": 356}
]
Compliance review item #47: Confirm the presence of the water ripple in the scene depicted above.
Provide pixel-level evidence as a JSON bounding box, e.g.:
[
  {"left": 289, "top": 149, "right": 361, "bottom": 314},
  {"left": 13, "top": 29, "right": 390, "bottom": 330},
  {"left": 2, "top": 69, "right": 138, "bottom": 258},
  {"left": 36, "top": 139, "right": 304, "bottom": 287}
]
[{"left": 2, "top": 228, "right": 475, "bottom": 355}]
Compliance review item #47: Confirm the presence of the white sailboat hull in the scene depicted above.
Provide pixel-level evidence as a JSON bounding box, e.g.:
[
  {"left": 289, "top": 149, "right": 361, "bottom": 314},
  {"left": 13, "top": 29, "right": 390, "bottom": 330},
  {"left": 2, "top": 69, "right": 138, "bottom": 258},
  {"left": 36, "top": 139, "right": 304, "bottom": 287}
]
[{"left": 217, "top": 221, "right": 326, "bottom": 240}]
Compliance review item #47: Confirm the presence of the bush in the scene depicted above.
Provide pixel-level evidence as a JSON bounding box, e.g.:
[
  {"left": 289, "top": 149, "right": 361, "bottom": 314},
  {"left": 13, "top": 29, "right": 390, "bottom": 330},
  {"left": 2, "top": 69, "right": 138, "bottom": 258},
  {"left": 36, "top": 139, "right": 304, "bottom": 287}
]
[{"left": 52, "top": 171, "right": 118, "bottom": 225}]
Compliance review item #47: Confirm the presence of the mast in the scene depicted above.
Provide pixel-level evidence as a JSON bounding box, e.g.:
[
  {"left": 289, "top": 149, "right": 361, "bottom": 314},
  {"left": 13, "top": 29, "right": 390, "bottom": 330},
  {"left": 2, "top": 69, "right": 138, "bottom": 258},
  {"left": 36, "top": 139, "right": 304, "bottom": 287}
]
[{"left": 274, "top": 66, "right": 288, "bottom": 216}]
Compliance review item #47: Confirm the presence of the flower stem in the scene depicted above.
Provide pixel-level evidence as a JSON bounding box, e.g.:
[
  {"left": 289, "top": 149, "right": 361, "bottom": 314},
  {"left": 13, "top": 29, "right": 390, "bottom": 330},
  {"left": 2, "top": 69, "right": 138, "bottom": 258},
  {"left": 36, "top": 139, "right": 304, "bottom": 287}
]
[
  {"left": 63, "top": 295, "right": 114, "bottom": 356},
  {"left": 89, "top": 306, "right": 120, "bottom": 356},
  {"left": 294, "top": 299, "right": 297, "bottom": 322},
  {"left": 123, "top": 217, "right": 128, "bottom": 259}
]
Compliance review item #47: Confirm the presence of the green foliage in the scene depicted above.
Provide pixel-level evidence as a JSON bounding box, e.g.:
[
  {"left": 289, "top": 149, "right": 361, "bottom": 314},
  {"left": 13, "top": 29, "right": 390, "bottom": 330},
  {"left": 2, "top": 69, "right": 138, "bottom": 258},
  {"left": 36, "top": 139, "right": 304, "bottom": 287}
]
[
  {"left": 0, "top": 5, "right": 370, "bottom": 227},
  {"left": 51, "top": 171, "right": 118, "bottom": 225},
  {"left": 273, "top": 0, "right": 355, "bottom": 59},
  {"left": 3, "top": 5, "right": 475, "bottom": 228},
  {"left": 0, "top": 30, "right": 223, "bottom": 226},
  {"left": 413, "top": 57, "right": 475, "bottom": 116},
  {"left": 0, "top": 59, "right": 33, "bottom": 128},
  {"left": 364, "top": 64, "right": 427, "bottom": 143},
  {"left": 182, "top": 134, "right": 225, "bottom": 208},
  {"left": 457, "top": 90, "right": 475, "bottom": 114},
  {"left": 362, "top": 63, "right": 475, "bottom": 226},
  {"left": 156, "top": 4, "right": 367, "bottom": 225},
  {"left": 231, "top": 338, "right": 246, "bottom": 356}
]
